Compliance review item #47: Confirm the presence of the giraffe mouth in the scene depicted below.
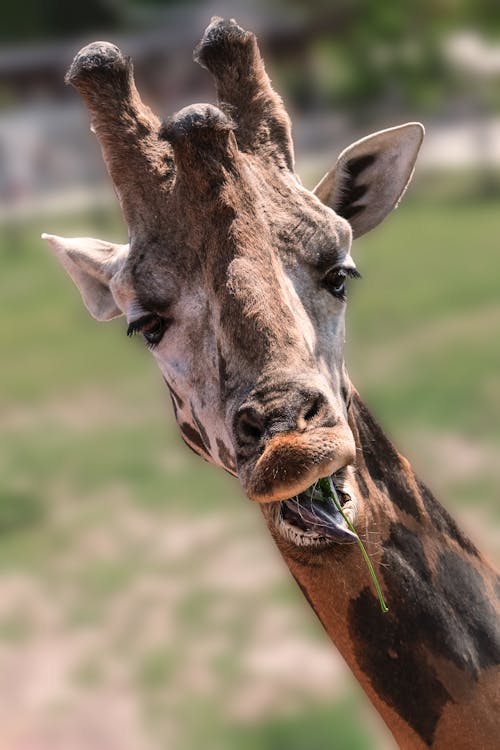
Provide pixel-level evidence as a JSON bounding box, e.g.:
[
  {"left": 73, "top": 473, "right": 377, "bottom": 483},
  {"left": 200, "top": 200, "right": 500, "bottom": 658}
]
[{"left": 269, "top": 470, "right": 358, "bottom": 548}]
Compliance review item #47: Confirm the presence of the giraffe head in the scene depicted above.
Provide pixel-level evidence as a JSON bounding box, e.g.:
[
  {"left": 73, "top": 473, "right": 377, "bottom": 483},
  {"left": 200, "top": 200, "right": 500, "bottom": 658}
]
[{"left": 43, "top": 19, "right": 423, "bottom": 546}]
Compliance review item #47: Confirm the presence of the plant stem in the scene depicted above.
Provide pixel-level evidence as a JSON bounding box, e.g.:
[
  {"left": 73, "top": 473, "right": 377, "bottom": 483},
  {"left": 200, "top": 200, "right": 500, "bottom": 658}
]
[{"left": 318, "top": 477, "right": 388, "bottom": 614}]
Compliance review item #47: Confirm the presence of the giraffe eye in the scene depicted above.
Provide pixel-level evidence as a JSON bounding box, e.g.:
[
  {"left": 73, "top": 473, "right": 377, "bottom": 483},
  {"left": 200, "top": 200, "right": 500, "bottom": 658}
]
[
  {"left": 127, "top": 314, "right": 169, "bottom": 348},
  {"left": 323, "top": 268, "right": 347, "bottom": 299},
  {"left": 322, "top": 266, "right": 361, "bottom": 300},
  {"left": 143, "top": 316, "right": 168, "bottom": 347}
]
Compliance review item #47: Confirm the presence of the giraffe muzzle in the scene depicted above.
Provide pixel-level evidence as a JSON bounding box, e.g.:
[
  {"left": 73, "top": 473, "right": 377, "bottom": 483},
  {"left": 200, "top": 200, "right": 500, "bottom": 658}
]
[{"left": 242, "top": 425, "right": 356, "bottom": 504}]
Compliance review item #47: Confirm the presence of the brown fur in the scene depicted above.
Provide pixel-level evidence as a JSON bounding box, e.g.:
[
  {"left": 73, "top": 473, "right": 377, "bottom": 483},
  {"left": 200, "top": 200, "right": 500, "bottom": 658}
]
[
  {"left": 66, "top": 41, "right": 174, "bottom": 228},
  {"left": 263, "top": 392, "right": 500, "bottom": 748},
  {"left": 50, "top": 18, "right": 499, "bottom": 748}
]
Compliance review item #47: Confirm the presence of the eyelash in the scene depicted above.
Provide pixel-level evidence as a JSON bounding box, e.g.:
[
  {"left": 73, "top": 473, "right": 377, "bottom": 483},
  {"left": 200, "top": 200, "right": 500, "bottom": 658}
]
[
  {"left": 323, "top": 266, "right": 361, "bottom": 301},
  {"left": 127, "top": 314, "right": 169, "bottom": 349},
  {"left": 344, "top": 267, "right": 362, "bottom": 281}
]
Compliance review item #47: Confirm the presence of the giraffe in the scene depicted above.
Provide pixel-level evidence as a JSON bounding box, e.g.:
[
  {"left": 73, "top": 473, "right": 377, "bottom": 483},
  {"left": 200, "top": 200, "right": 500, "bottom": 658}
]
[{"left": 42, "top": 18, "right": 500, "bottom": 749}]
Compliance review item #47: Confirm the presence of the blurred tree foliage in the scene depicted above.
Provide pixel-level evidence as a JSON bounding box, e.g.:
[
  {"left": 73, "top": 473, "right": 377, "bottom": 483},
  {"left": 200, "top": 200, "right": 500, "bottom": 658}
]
[
  {"left": 1, "top": 0, "right": 123, "bottom": 42},
  {"left": 1, "top": 0, "right": 188, "bottom": 43},
  {"left": 276, "top": 0, "right": 500, "bottom": 115}
]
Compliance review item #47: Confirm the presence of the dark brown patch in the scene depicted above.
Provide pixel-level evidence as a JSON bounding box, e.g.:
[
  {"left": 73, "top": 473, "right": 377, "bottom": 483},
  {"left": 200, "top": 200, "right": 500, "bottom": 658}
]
[
  {"left": 381, "top": 524, "right": 483, "bottom": 675},
  {"left": 164, "top": 377, "right": 184, "bottom": 411},
  {"left": 336, "top": 154, "right": 375, "bottom": 221},
  {"left": 349, "top": 523, "right": 451, "bottom": 745},
  {"left": 353, "top": 466, "right": 370, "bottom": 499},
  {"left": 436, "top": 549, "right": 500, "bottom": 670},
  {"left": 341, "top": 383, "right": 351, "bottom": 407},
  {"left": 217, "top": 346, "right": 227, "bottom": 388},
  {"left": 191, "top": 405, "right": 212, "bottom": 451},
  {"left": 352, "top": 395, "right": 421, "bottom": 521},
  {"left": 342, "top": 204, "right": 365, "bottom": 221},
  {"left": 216, "top": 437, "right": 236, "bottom": 473},
  {"left": 416, "top": 477, "right": 480, "bottom": 558},
  {"left": 180, "top": 422, "right": 209, "bottom": 457},
  {"left": 217, "top": 345, "right": 238, "bottom": 399},
  {"left": 346, "top": 153, "right": 377, "bottom": 179},
  {"left": 349, "top": 522, "right": 500, "bottom": 745},
  {"left": 349, "top": 585, "right": 451, "bottom": 745}
]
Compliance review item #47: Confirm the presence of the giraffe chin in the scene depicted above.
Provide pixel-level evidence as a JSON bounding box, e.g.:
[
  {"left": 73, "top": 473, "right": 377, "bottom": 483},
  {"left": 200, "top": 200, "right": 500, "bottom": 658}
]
[{"left": 266, "top": 471, "right": 359, "bottom": 548}]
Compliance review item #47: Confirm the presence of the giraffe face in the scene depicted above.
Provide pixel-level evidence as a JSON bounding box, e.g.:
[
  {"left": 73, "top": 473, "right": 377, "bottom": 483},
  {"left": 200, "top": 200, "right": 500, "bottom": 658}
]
[
  {"left": 44, "top": 19, "right": 423, "bottom": 545},
  {"left": 113, "top": 156, "right": 358, "bottom": 508}
]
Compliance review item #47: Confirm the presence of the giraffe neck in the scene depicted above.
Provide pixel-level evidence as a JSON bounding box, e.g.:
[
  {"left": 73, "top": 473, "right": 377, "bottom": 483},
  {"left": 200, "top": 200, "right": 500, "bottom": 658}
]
[{"left": 265, "top": 390, "right": 500, "bottom": 749}]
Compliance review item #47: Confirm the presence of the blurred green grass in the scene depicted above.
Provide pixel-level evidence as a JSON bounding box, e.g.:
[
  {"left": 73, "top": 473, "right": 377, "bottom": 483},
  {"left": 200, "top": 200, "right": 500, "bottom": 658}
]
[
  {"left": 0, "top": 180, "right": 499, "bottom": 748},
  {"left": 349, "top": 185, "right": 500, "bottom": 519}
]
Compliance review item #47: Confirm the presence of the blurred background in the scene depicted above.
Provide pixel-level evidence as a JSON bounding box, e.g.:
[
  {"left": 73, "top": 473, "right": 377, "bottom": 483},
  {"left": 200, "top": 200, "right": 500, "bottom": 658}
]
[{"left": 1, "top": 1, "right": 499, "bottom": 748}]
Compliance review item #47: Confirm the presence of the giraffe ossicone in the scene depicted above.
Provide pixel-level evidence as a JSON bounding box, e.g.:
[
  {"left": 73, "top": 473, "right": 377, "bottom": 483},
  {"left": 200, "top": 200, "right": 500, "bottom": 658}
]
[{"left": 43, "top": 18, "right": 500, "bottom": 749}]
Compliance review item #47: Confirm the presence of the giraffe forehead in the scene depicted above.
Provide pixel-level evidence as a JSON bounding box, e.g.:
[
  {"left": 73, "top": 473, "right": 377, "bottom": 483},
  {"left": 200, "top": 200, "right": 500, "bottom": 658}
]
[
  {"left": 116, "top": 161, "right": 353, "bottom": 370},
  {"left": 125, "top": 155, "right": 348, "bottom": 291}
]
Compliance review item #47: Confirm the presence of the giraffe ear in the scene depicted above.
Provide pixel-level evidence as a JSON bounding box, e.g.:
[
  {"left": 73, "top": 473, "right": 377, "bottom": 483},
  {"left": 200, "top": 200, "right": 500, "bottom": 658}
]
[
  {"left": 42, "top": 234, "right": 128, "bottom": 321},
  {"left": 314, "top": 123, "right": 424, "bottom": 239}
]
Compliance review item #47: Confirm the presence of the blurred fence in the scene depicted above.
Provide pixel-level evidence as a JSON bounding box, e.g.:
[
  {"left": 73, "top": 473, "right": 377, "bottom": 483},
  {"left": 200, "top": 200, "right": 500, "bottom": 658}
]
[{"left": 2, "top": 2, "right": 500, "bottom": 222}]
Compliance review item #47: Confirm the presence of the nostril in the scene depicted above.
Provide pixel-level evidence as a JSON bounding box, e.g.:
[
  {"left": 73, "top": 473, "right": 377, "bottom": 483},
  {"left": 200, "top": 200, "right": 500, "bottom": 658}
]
[
  {"left": 241, "top": 420, "right": 262, "bottom": 441},
  {"left": 236, "top": 409, "right": 264, "bottom": 445},
  {"left": 303, "top": 397, "right": 322, "bottom": 423},
  {"left": 302, "top": 394, "right": 325, "bottom": 424}
]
